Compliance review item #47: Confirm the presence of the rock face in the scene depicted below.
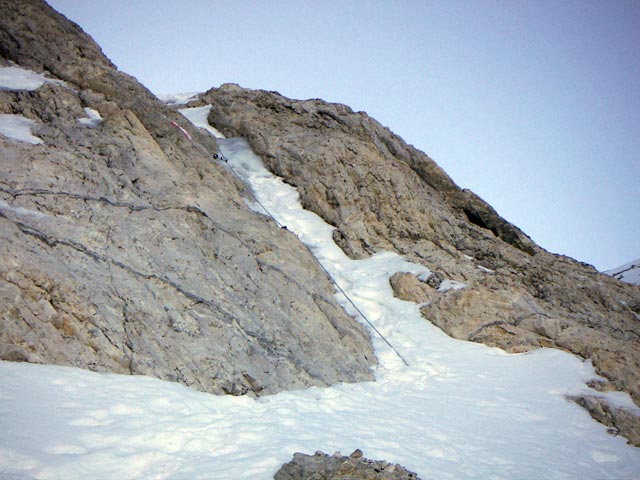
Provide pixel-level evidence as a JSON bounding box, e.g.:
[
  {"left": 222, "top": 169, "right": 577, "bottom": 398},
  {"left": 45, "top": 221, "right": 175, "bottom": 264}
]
[
  {"left": 274, "top": 450, "right": 421, "bottom": 480},
  {"left": 202, "top": 86, "right": 640, "bottom": 417},
  {"left": 0, "top": 0, "right": 375, "bottom": 395}
]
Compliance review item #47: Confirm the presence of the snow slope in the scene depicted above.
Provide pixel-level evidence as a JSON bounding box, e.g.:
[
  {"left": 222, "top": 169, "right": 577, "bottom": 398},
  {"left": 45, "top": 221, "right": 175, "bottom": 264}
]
[
  {"left": 606, "top": 258, "right": 640, "bottom": 286},
  {"left": 1, "top": 107, "right": 639, "bottom": 480}
]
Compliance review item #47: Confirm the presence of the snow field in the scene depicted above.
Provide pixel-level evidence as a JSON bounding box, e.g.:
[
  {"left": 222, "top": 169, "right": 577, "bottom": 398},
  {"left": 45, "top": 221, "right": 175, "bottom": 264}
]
[{"left": 2, "top": 349, "right": 637, "bottom": 480}]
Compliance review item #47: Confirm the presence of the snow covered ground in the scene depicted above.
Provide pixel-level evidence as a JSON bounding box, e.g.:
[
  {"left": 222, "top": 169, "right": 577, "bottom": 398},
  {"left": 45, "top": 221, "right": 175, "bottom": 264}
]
[{"left": 1, "top": 107, "right": 639, "bottom": 480}]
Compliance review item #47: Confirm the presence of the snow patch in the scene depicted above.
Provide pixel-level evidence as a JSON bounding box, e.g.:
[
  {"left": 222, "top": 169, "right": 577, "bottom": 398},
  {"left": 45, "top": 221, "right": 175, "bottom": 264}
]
[
  {"left": 2, "top": 356, "right": 640, "bottom": 480},
  {"left": 77, "top": 107, "right": 103, "bottom": 127},
  {"left": 416, "top": 270, "right": 432, "bottom": 282},
  {"left": 568, "top": 384, "right": 640, "bottom": 417},
  {"left": 477, "top": 265, "right": 495, "bottom": 274},
  {"left": 0, "top": 65, "right": 66, "bottom": 91},
  {"left": 0, "top": 199, "right": 49, "bottom": 219},
  {"left": 437, "top": 279, "right": 467, "bottom": 292},
  {"left": 179, "top": 105, "right": 225, "bottom": 138},
  {"left": 158, "top": 92, "right": 200, "bottom": 106},
  {"left": 0, "top": 114, "right": 43, "bottom": 144}
]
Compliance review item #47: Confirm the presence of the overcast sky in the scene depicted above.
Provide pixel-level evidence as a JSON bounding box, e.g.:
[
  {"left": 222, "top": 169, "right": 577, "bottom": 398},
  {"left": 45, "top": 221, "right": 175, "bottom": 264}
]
[{"left": 47, "top": 0, "right": 639, "bottom": 271}]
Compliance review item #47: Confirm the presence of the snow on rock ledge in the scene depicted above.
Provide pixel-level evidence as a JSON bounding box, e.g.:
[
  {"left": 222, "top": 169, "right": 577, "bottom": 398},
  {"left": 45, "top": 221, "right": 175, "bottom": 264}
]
[
  {"left": 0, "top": 113, "right": 43, "bottom": 144},
  {"left": 0, "top": 64, "right": 65, "bottom": 91}
]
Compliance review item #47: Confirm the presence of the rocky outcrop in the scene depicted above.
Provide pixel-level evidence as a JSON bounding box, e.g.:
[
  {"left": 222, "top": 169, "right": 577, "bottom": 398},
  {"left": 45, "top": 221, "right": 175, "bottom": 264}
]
[
  {"left": 0, "top": 0, "right": 375, "bottom": 395},
  {"left": 274, "top": 450, "right": 421, "bottom": 480},
  {"left": 202, "top": 85, "right": 640, "bottom": 424}
]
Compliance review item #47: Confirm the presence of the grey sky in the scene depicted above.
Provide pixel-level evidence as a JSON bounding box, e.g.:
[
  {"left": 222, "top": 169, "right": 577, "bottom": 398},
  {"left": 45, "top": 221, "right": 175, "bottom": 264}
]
[{"left": 47, "top": 0, "right": 639, "bottom": 270}]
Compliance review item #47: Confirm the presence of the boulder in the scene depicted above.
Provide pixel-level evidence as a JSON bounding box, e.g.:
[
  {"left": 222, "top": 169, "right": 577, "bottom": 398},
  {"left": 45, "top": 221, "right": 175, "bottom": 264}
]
[{"left": 274, "top": 450, "right": 421, "bottom": 480}]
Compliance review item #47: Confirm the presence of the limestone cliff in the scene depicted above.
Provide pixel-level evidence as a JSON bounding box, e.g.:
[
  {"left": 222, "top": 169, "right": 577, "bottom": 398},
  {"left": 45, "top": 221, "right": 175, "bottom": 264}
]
[{"left": 0, "top": 0, "right": 375, "bottom": 395}]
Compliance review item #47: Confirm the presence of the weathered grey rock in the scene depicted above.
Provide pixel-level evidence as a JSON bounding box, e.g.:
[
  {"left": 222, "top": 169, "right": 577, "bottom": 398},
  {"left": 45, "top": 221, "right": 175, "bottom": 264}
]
[
  {"left": 203, "top": 84, "right": 640, "bottom": 440},
  {"left": 274, "top": 450, "right": 421, "bottom": 480},
  {"left": 0, "top": 0, "right": 375, "bottom": 395}
]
